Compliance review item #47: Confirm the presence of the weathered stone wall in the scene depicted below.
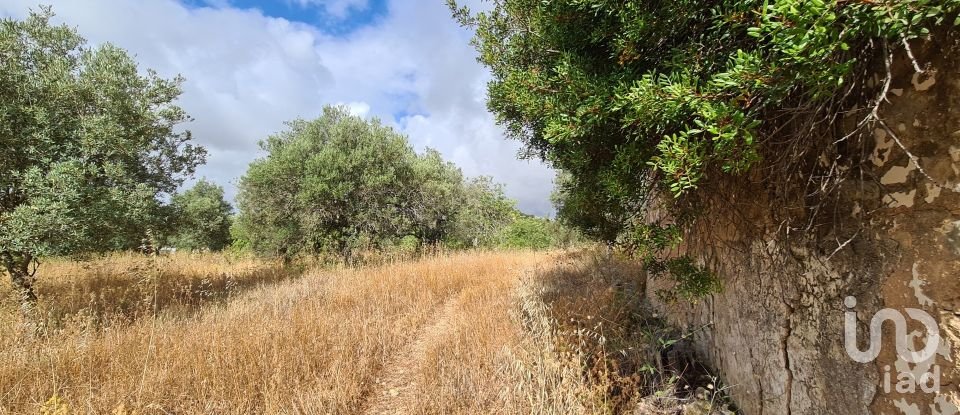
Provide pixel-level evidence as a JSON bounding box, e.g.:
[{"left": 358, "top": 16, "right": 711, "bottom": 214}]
[{"left": 646, "top": 35, "right": 960, "bottom": 415}]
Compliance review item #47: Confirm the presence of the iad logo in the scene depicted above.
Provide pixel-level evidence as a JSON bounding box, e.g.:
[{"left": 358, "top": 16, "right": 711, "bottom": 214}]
[
  {"left": 843, "top": 296, "right": 940, "bottom": 363},
  {"left": 843, "top": 296, "right": 943, "bottom": 394}
]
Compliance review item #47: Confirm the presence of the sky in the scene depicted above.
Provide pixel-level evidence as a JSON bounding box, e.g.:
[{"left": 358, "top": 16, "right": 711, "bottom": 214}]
[{"left": 0, "top": 0, "right": 557, "bottom": 216}]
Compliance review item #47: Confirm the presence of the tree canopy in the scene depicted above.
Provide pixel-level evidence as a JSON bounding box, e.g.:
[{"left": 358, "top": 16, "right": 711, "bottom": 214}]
[
  {"left": 168, "top": 179, "right": 233, "bottom": 252},
  {"left": 235, "top": 106, "right": 525, "bottom": 260},
  {"left": 0, "top": 8, "right": 205, "bottom": 305}
]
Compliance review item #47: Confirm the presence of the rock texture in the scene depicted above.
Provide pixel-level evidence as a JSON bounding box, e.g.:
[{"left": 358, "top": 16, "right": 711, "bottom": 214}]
[{"left": 646, "top": 34, "right": 960, "bottom": 415}]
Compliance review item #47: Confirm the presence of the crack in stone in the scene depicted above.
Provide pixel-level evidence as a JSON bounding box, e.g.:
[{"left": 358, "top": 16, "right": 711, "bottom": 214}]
[{"left": 782, "top": 301, "right": 795, "bottom": 415}]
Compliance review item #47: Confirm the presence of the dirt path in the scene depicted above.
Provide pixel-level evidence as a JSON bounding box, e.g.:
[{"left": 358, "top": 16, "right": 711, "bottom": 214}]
[{"left": 361, "top": 294, "right": 463, "bottom": 415}]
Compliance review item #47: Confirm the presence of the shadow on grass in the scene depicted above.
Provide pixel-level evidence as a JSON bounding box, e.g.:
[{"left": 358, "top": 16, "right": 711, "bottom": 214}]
[
  {"left": 531, "top": 249, "right": 736, "bottom": 414},
  {"left": 0, "top": 253, "right": 302, "bottom": 332}
]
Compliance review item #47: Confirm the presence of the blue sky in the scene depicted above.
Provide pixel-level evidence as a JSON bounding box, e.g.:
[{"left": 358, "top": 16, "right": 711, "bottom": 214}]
[
  {"left": 0, "top": 0, "right": 557, "bottom": 216},
  {"left": 184, "top": 0, "right": 390, "bottom": 35}
]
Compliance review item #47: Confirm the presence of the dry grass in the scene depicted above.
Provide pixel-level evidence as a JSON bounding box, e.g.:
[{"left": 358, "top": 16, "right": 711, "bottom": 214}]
[
  {"left": 0, "top": 249, "right": 732, "bottom": 414},
  {"left": 522, "top": 252, "right": 733, "bottom": 415},
  {"left": 0, "top": 252, "right": 294, "bottom": 336}
]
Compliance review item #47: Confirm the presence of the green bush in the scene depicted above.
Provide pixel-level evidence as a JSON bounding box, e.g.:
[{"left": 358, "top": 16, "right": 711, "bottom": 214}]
[
  {"left": 168, "top": 179, "right": 233, "bottom": 252},
  {"left": 497, "top": 216, "right": 555, "bottom": 250}
]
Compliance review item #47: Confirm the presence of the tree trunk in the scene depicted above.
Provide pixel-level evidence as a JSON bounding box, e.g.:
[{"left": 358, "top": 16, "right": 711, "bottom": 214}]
[{"left": 2, "top": 252, "right": 38, "bottom": 316}]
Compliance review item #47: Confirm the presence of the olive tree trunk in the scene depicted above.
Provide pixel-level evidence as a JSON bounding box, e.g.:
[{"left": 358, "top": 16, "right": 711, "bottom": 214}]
[{"left": 1, "top": 252, "right": 38, "bottom": 316}]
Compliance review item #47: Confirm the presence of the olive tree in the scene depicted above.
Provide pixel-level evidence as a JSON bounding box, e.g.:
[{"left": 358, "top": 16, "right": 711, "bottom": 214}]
[
  {"left": 0, "top": 9, "right": 205, "bottom": 310},
  {"left": 408, "top": 149, "right": 465, "bottom": 245},
  {"left": 446, "top": 176, "right": 515, "bottom": 248},
  {"left": 236, "top": 106, "right": 525, "bottom": 259},
  {"left": 236, "top": 106, "right": 425, "bottom": 259},
  {"left": 169, "top": 179, "right": 233, "bottom": 251}
]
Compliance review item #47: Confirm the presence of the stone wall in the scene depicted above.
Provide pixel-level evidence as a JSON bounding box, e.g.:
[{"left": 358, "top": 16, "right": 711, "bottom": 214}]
[{"left": 646, "top": 35, "right": 960, "bottom": 415}]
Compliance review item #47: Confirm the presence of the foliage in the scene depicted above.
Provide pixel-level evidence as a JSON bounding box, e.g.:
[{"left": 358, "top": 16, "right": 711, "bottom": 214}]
[
  {"left": 646, "top": 256, "right": 723, "bottom": 304},
  {"left": 235, "top": 106, "right": 520, "bottom": 259},
  {"left": 496, "top": 214, "right": 581, "bottom": 250},
  {"left": 452, "top": 0, "right": 960, "bottom": 299},
  {"left": 550, "top": 172, "right": 623, "bottom": 242},
  {"left": 497, "top": 215, "right": 554, "bottom": 250},
  {"left": 236, "top": 106, "right": 419, "bottom": 258},
  {"left": 446, "top": 176, "right": 516, "bottom": 248},
  {"left": 168, "top": 179, "right": 233, "bottom": 251},
  {"left": 228, "top": 220, "right": 252, "bottom": 254},
  {"left": 0, "top": 8, "right": 204, "bottom": 304}
]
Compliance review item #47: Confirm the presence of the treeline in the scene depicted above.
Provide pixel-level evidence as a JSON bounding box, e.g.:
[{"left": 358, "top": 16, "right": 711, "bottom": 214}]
[
  {"left": 157, "top": 107, "right": 577, "bottom": 257},
  {"left": 231, "top": 106, "right": 576, "bottom": 260}
]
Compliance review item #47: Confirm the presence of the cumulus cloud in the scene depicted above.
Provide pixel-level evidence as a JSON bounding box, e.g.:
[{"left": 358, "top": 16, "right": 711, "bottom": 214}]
[
  {"left": 0, "top": 0, "right": 556, "bottom": 216},
  {"left": 338, "top": 101, "right": 371, "bottom": 117}
]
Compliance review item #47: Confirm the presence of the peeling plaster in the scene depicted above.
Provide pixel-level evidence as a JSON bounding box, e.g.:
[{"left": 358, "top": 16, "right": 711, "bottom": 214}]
[
  {"left": 655, "top": 57, "right": 960, "bottom": 414},
  {"left": 941, "top": 314, "right": 960, "bottom": 359},
  {"left": 893, "top": 334, "right": 952, "bottom": 377},
  {"left": 938, "top": 337, "right": 953, "bottom": 363},
  {"left": 886, "top": 298, "right": 953, "bottom": 415},
  {"left": 874, "top": 128, "right": 896, "bottom": 167},
  {"left": 882, "top": 161, "right": 918, "bottom": 185},
  {"left": 884, "top": 190, "right": 917, "bottom": 208},
  {"left": 926, "top": 183, "right": 943, "bottom": 203},
  {"left": 934, "top": 317, "right": 960, "bottom": 415},
  {"left": 910, "top": 262, "right": 935, "bottom": 307},
  {"left": 913, "top": 72, "right": 937, "bottom": 92},
  {"left": 896, "top": 398, "right": 922, "bottom": 415},
  {"left": 932, "top": 395, "right": 960, "bottom": 415}
]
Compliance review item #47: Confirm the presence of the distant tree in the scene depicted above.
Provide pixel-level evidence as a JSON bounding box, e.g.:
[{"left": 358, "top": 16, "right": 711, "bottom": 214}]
[
  {"left": 408, "top": 149, "right": 465, "bottom": 245},
  {"left": 0, "top": 8, "right": 205, "bottom": 310},
  {"left": 496, "top": 215, "right": 555, "bottom": 250},
  {"left": 236, "top": 106, "right": 530, "bottom": 259},
  {"left": 169, "top": 179, "right": 233, "bottom": 251},
  {"left": 227, "top": 219, "right": 252, "bottom": 253},
  {"left": 446, "top": 177, "right": 516, "bottom": 248},
  {"left": 237, "top": 106, "right": 450, "bottom": 260}
]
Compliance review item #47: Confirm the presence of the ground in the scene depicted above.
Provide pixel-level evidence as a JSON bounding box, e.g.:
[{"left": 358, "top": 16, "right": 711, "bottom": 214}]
[{"left": 0, "top": 250, "right": 731, "bottom": 414}]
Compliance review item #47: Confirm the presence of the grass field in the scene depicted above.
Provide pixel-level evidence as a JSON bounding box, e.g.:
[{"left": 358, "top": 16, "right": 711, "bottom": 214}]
[{"left": 0, "top": 250, "right": 730, "bottom": 414}]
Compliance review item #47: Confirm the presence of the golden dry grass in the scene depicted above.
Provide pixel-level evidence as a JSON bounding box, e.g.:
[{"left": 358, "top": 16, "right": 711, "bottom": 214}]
[
  {"left": 0, "top": 252, "right": 294, "bottom": 335},
  {"left": 0, "top": 250, "right": 731, "bottom": 414}
]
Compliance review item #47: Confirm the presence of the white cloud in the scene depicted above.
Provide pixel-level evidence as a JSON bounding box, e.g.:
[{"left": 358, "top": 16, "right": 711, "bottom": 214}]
[
  {"left": 337, "top": 101, "right": 371, "bottom": 117},
  {"left": 0, "top": 0, "right": 556, "bottom": 216}
]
